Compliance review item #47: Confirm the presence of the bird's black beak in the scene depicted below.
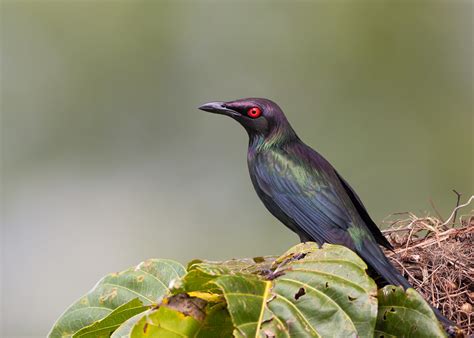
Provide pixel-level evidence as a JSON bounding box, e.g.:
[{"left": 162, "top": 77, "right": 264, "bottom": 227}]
[{"left": 198, "top": 101, "right": 239, "bottom": 117}]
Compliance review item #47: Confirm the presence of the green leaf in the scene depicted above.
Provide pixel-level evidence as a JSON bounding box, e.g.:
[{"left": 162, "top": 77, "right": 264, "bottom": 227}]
[
  {"left": 49, "top": 259, "right": 186, "bottom": 338},
  {"left": 131, "top": 306, "right": 202, "bottom": 337},
  {"left": 180, "top": 256, "right": 276, "bottom": 337},
  {"left": 213, "top": 275, "right": 271, "bottom": 337},
  {"left": 72, "top": 298, "right": 149, "bottom": 338},
  {"left": 180, "top": 256, "right": 275, "bottom": 293},
  {"left": 375, "top": 285, "right": 446, "bottom": 338},
  {"left": 113, "top": 298, "right": 233, "bottom": 337},
  {"left": 263, "top": 243, "right": 378, "bottom": 337},
  {"left": 111, "top": 311, "right": 151, "bottom": 338},
  {"left": 182, "top": 243, "right": 378, "bottom": 337},
  {"left": 194, "top": 303, "right": 234, "bottom": 338}
]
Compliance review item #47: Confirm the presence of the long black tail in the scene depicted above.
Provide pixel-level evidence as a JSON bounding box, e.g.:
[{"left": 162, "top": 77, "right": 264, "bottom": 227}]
[{"left": 358, "top": 242, "right": 458, "bottom": 333}]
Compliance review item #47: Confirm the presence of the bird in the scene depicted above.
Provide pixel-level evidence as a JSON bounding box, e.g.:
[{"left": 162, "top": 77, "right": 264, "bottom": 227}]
[{"left": 199, "top": 97, "right": 455, "bottom": 331}]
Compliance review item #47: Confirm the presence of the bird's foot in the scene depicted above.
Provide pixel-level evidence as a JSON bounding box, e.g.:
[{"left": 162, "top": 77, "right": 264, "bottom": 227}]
[
  {"left": 262, "top": 269, "right": 286, "bottom": 281},
  {"left": 263, "top": 252, "right": 308, "bottom": 280}
]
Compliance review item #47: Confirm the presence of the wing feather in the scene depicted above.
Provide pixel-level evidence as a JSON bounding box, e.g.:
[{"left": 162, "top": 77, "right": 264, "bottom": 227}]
[
  {"left": 253, "top": 150, "right": 362, "bottom": 249},
  {"left": 335, "top": 171, "right": 393, "bottom": 250}
]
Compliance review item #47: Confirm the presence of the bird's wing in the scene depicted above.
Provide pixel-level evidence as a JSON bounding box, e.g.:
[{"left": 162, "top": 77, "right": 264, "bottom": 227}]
[
  {"left": 252, "top": 147, "right": 417, "bottom": 295},
  {"left": 253, "top": 149, "right": 368, "bottom": 250},
  {"left": 335, "top": 171, "right": 393, "bottom": 250}
]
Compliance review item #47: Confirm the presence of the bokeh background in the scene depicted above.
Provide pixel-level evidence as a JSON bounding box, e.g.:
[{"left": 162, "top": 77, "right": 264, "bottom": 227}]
[{"left": 1, "top": 0, "right": 472, "bottom": 336}]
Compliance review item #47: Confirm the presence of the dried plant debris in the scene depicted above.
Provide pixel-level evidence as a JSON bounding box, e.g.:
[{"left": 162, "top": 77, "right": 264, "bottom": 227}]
[{"left": 383, "top": 195, "right": 474, "bottom": 335}]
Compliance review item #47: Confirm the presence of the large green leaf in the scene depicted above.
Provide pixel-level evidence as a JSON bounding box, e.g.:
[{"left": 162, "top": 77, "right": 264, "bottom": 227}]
[
  {"left": 49, "top": 259, "right": 186, "bottom": 338},
  {"left": 265, "top": 243, "right": 378, "bottom": 337},
  {"left": 180, "top": 243, "right": 378, "bottom": 337},
  {"left": 259, "top": 243, "right": 378, "bottom": 337},
  {"left": 213, "top": 275, "right": 271, "bottom": 337},
  {"left": 375, "top": 285, "right": 446, "bottom": 338}
]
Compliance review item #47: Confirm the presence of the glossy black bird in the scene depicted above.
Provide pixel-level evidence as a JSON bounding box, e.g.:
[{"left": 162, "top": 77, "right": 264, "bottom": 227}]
[{"left": 199, "top": 97, "right": 454, "bottom": 329}]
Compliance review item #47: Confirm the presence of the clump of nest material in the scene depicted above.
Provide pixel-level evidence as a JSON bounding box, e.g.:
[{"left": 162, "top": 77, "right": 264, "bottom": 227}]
[{"left": 383, "top": 194, "right": 473, "bottom": 335}]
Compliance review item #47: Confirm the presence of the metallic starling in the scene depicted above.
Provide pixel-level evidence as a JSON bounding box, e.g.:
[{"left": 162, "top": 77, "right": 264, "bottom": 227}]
[{"left": 199, "top": 97, "right": 454, "bottom": 329}]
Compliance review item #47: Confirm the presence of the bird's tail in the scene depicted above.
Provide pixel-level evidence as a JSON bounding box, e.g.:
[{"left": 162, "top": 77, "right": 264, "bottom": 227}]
[{"left": 358, "top": 243, "right": 459, "bottom": 335}]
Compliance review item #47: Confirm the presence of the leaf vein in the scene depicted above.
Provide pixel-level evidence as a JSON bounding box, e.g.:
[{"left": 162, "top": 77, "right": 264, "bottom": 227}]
[
  {"left": 278, "top": 278, "right": 357, "bottom": 333},
  {"left": 273, "top": 294, "right": 321, "bottom": 337},
  {"left": 101, "top": 283, "right": 156, "bottom": 303},
  {"left": 288, "top": 268, "right": 369, "bottom": 293}
]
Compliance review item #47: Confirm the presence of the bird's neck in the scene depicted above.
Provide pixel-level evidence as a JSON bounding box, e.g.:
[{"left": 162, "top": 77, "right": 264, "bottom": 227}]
[{"left": 248, "top": 126, "right": 299, "bottom": 153}]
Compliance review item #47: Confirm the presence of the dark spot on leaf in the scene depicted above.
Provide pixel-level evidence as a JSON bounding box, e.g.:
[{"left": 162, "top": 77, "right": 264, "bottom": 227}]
[
  {"left": 143, "top": 323, "right": 149, "bottom": 333},
  {"left": 391, "top": 287, "right": 396, "bottom": 293},
  {"left": 383, "top": 310, "right": 388, "bottom": 320},
  {"left": 390, "top": 307, "right": 396, "bottom": 312},
  {"left": 325, "top": 282, "right": 329, "bottom": 288},
  {"left": 253, "top": 256, "right": 265, "bottom": 263},
  {"left": 379, "top": 335, "right": 384, "bottom": 338},
  {"left": 261, "top": 318, "right": 274, "bottom": 324},
  {"left": 166, "top": 294, "right": 207, "bottom": 321},
  {"left": 348, "top": 295, "right": 357, "bottom": 301},
  {"left": 294, "top": 287, "right": 306, "bottom": 300}
]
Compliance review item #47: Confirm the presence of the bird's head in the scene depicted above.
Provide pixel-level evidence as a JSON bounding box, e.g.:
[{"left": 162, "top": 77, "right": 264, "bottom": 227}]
[{"left": 198, "top": 98, "right": 297, "bottom": 143}]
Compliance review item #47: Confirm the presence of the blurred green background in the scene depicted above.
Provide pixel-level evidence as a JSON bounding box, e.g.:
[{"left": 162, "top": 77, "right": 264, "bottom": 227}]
[{"left": 1, "top": 0, "right": 472, "bottom": 336}]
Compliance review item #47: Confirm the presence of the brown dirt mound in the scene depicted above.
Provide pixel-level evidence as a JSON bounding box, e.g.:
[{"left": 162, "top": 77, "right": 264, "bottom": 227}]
[{"left": 383, "top": 195, "right": 473, "bottom": 335}]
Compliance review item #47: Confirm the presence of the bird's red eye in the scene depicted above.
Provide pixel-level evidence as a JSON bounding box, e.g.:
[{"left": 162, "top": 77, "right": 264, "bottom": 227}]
[{"left": 247, "top": 107, "right": 262, "bottom": 118}]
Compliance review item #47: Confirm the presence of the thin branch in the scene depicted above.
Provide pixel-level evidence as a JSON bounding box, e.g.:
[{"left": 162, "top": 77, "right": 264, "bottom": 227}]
[
  {"left": 440, "top": 195, "right": 474, "bottom": 228},
  {"left": 451, "top": 190, "right": 462, "bottom": 227}
]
